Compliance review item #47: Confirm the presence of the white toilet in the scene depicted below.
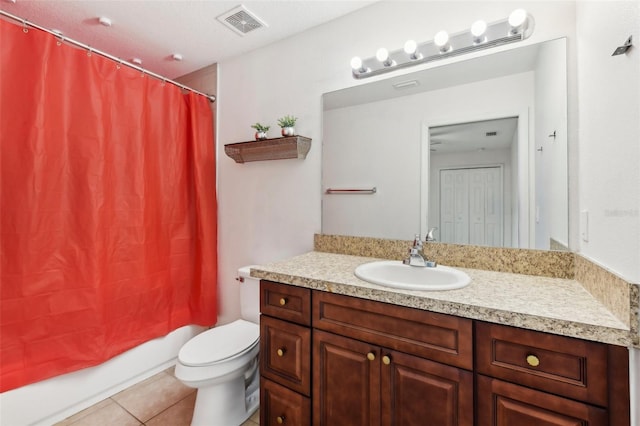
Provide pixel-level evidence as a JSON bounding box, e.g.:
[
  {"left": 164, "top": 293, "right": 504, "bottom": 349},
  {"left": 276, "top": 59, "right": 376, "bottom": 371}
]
[{"left": 175, "top": 266, "right": 260, "bottom": 426}]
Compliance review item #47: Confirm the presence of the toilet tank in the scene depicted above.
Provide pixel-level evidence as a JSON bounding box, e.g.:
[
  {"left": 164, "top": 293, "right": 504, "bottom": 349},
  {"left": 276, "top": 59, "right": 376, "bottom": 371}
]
[{"left": 238, "top": 266, "right": 260, "bottom": 324}]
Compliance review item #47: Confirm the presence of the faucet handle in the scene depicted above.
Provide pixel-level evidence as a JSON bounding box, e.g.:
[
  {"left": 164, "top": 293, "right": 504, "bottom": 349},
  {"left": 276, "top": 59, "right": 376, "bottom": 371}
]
[
  {"left": 412, "top": 234, "right": 423, "bottom": 249},
  {"left": 426, "top": 227, "right": 438, "bottom": 242}
]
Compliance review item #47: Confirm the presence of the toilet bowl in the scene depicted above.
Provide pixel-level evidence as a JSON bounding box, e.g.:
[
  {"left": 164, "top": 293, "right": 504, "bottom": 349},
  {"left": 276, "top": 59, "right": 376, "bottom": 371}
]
[{"left": 175, "top": 266, "right": 260, "bottom": 426}]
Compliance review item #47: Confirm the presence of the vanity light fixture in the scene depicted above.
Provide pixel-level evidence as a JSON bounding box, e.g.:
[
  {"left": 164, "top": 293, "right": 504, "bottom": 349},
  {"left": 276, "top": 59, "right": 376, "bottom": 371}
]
[{"left": 350, "top": 9, "right": 534, "bottom": 79}]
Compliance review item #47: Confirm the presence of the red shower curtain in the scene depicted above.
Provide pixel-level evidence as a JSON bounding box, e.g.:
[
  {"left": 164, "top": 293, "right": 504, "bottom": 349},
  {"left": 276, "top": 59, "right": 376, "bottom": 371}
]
[{"left": 0, "top": 19, "right": 217, "bottom": 392}]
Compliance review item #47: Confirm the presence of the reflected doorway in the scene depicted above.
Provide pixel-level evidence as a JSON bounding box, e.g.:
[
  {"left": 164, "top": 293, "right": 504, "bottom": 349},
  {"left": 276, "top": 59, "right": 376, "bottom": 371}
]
[
  {"left": 427, "top": 117, "right": 519, "bottom": 248},
  {"left": 439, "top": 166, "right": 504, "bottom": 246}
]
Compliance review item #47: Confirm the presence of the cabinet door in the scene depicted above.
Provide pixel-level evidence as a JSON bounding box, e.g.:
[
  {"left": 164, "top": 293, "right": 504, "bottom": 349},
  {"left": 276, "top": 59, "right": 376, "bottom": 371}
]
[
  {"left": 261, "top": 378, "right": 310, "bottom": 426},
  {"left": 313, "top": 330, "right": 381, "bottom": 426},
  {"left": 476, "top": 375, "right": 607, "bottom": 426},
  {"left": 381, "top": 349, "right": 473, "bottom": 426}
]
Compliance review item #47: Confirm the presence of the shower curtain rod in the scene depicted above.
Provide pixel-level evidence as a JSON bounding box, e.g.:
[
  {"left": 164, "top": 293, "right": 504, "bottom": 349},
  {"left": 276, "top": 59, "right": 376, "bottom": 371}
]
[{"left": 0, "top": 9, "right": 216, "bottom": 103}]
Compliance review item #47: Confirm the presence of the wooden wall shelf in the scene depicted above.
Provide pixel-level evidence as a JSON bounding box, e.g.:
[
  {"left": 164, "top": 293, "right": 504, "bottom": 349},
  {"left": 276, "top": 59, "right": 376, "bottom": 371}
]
[{"left": 224, "top": 136, "right": 312, "bottom": 163}]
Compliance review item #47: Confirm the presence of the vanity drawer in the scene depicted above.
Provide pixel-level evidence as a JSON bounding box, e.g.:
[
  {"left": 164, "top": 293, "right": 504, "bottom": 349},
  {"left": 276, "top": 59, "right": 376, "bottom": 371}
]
[
  {"left": 261, "top": 378, "right": 311, "bottom": 426},
  {"left": 476, "top": 375, "right": 608, "bottom": 425},
  {"left": 260, "top": 315, "right": 311, "bottom": 396},
  {"left": 312, "top": 290, "right": 473, "bottom": 370},
  {"left": 475, "top": 321, "right": 608, "bottom": 406},
  {"left": 260, "top": 280, "right": 311, "bottom": 326}
]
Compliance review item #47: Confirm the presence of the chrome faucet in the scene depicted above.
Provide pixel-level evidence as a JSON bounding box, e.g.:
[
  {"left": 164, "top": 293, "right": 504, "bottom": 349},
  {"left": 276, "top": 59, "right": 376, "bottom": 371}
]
[
  {"left": 425, "top": 227, "right": 438, "bottom": 242},
  {"left": 403, "top": 234, "right": 437, "bottom": 267}
]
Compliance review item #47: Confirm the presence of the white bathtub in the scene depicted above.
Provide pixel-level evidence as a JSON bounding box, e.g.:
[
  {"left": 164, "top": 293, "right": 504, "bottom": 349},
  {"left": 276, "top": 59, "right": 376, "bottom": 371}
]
[{"left": 0, "top": 325, "right": 204, "bottom": 426}]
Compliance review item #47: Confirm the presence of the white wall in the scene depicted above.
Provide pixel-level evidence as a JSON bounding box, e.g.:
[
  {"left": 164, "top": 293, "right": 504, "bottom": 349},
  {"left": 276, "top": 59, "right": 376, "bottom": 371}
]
[
  {"left": 575, "top": 2, "right": 639, "bottom": 424},
  {"left": 576, "top": 1, "right": 640, "bottom": 283}
]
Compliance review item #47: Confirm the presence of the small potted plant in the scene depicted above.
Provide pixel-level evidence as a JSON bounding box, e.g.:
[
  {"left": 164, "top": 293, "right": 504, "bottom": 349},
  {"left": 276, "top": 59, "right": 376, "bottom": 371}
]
[
  {"left": 250, "top": 123, "right": 270, "bottom": 140},
  {"left": 277, "top": 115, "right": 297, "bottom": 137}
]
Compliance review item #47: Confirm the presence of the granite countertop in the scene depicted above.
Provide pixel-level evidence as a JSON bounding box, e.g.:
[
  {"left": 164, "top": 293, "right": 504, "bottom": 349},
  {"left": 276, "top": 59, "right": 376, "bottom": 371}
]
[{"left": 251, "top": 251, "right": 631, "bottom": 347}]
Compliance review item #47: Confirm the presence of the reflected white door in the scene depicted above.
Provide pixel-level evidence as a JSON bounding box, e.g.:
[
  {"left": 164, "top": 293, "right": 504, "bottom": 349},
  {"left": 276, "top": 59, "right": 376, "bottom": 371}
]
[{"left": 440, "top": 167, "right": 503, "bottom": 246}]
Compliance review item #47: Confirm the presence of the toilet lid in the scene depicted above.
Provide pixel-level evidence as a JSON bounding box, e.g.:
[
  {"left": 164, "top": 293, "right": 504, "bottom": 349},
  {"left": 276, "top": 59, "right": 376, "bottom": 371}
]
[{"left": 179, "top": 319, "right": 259, "bottom": 366}]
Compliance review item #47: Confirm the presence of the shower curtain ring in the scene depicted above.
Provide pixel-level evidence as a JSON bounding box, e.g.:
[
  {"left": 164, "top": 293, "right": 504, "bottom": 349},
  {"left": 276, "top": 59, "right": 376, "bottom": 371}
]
[
  {"left": 22, "top": 20, "right": 28, "bottom": 33},
  {"left": 87, "top": 47, "right": 92, "bottom": 57}
]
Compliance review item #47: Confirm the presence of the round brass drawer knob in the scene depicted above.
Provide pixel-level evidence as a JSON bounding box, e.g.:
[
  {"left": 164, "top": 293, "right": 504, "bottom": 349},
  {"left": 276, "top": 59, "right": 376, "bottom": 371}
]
[
  {"left": 277, "top": 348, "right": 286, "bottom": 357},
  {"left": 367, "top": 352, "right": 376, "bottom": 361},
  {"left": 276, "top": 415, "right": 285, "bottom": 424},
  {"left": 382, "top": 355, "right": 391, "bottom": 365},
  {"left": 279, "top": 298, "right": 287, "bottom": 306},
  {"left": 526, "top": 354, "right": 540, "bottom": 367}
]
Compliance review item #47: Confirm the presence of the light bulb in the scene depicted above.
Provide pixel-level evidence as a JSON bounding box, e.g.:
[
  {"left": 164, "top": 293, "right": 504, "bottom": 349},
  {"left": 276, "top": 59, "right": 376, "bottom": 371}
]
[
  {"left": 471, "top": 20, "right": 487, "bottom": 37},
  {"left": 434, "top": 30, "right": 451, "bottom": 53},
  {"left": 471, "top": 20, "right": 487, "bottom": 44},
  {"left": 403, "top": 39, "right": 421, "bottom": 60},
  {"left": 350, "top": 56, "right": 363, "bottom": 70},
  {"left": 376, "top": 48, "right": 389, "bottom": 62},
  {"left": 404, "top": 40, "right": 417, "bottom": 55},
  {"left": 375, "top": 48, "right": 395, "bottom": 67},
  {"left": 509, "top": 9, "right": 528, "bottom": 33}
]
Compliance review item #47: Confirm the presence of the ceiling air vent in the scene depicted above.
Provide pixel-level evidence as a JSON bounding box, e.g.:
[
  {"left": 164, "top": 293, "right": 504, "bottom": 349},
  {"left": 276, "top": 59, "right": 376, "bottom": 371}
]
[
  {"left": 485, "top": 131, "right": 498, "bottom": 136},
  {"left": 217, "top": 5, "right": 267, "bottom": 36}
]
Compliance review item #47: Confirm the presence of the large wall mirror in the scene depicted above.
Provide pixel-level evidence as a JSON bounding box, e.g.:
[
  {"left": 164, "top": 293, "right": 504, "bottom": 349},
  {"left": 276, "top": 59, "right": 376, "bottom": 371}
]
[{"left": 322, "top": 37, "right": 568, "bottom": 250}]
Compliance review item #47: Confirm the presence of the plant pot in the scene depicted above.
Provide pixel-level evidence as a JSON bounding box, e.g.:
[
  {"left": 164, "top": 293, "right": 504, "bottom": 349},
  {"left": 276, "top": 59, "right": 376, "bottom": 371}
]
[
  {"left": 255, "top": 131, "right": 267, "bottom": 140},
  {"left": 281, "top": 127, "right": 296, "bottom": 137}
]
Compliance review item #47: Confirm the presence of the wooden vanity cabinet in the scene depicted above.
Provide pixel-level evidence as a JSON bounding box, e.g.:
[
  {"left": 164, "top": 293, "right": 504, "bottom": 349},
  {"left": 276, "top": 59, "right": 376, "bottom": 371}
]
[
  {"left": 259, "top": 280, "right": 630, "bottom": 425},
  {"left": 312, "top": 291, "right": 474, "bottom": 426}
]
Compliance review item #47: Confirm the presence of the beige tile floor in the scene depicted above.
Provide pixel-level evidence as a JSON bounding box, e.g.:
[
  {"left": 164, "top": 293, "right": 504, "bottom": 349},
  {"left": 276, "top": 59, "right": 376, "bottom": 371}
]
[{"left": 55, "top": 366, "right": 259, "bottom": 426}]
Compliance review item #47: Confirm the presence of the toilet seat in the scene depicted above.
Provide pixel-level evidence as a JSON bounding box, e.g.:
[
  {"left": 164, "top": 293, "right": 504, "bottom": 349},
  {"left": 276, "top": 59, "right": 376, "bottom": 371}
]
[{"left": 178, "top": 319, "right": 259, "bottom": 367}]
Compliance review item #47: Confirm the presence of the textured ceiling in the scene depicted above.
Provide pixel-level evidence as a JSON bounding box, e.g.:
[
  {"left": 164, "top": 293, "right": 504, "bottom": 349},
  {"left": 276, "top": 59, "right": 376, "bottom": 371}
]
[{"left": 1, "top": 0, "right": 374, "bottom": 79}]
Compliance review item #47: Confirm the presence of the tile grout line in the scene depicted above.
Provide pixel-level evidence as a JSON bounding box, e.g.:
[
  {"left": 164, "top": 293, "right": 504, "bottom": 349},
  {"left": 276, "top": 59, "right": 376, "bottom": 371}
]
[
  {"left": 109, "top": 396, "right": 145, "bottom": 425},
  {"left": 142, "top": 390, "right": 197, "bottom": 425}
]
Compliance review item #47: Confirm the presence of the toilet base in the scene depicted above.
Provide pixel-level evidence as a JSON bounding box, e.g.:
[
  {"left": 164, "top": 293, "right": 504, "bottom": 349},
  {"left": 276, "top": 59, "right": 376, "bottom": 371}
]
[{"left": 190, "top": 368, "right": 259, "bottom": 426}]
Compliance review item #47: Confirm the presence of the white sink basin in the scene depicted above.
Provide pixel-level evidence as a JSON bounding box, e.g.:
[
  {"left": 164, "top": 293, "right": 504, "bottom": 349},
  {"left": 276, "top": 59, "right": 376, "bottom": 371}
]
[{"left": 354, "top": 261, "right": 471, "bottom": 291}]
